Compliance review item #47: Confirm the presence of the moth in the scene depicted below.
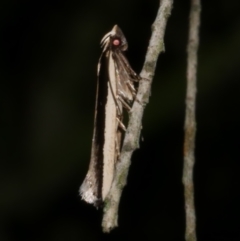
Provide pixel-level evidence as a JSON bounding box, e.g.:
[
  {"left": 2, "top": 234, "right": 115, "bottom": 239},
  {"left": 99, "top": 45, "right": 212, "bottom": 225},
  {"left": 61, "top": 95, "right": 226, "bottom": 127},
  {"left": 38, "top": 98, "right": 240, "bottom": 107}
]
[{"left": 79, "top": 25, "right": 140, "bottom": 207}]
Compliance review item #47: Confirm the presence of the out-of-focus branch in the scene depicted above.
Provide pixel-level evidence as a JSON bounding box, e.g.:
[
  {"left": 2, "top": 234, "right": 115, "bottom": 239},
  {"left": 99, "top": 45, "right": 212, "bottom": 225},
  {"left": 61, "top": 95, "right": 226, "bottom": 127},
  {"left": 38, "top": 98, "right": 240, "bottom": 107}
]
[
  {"left": 102, "top": 0, "right": 173, "bottom": 233},
  {"left": 183, "top": 0, "right": 201, "bottom": 241}
]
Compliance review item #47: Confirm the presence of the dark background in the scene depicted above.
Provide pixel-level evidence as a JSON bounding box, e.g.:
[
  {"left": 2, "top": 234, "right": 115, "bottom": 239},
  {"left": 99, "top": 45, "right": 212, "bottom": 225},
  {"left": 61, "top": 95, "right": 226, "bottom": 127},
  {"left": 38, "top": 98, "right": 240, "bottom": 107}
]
[{"left": 1, "top": 0, "right": 240, "bottom": 240}]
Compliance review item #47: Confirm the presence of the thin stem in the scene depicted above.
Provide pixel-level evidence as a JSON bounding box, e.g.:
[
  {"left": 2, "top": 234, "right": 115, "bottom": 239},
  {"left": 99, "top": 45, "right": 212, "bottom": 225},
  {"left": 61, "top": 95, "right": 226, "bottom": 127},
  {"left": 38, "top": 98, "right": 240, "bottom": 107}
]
[
  {"left": 183, "top": 0, "right": 201, "bottom": 241},
  {"left": 102, "top": 0, "right": 173, "bottom": 233}
]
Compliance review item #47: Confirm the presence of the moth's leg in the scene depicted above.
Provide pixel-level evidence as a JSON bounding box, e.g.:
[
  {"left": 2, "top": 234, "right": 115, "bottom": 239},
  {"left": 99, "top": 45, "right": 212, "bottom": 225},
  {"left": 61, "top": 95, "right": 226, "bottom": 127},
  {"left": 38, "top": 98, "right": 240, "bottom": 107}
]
[
  {"left": 117, "top": 95, "right": 131, "bottom": 112},
  {"left": 128, "top": 76, "right": 141, "bottom": 83},
  {"left": 127, "top": 77, "right": 151, "bottom": 95},
  {"left": 115, "top": 98, "right": 124, "bottom": 117},
  {"left": 115, "top": 129, "right": 122, "bottom": 162},
  {"left": 126, "top": 83, "right": 137, "bottom": 98},
  {"left": 140, "top": 77, "right": 151, "bottom": 82},
  {"left": 125, "top": 81, "right": 137, "bottom": 95},
  {"left": 128, "top": 76, "right": 150, "bottom": 85},
  {"left": 114, "top": 98, "right": 126, "bottom": 131},
  {"left": 116, "top": 117, "right": 126, "bottom": 131},
  {"left": 134, "top": 98, "right": 144, "bottom": 106},
  {"left": 129, "top": 78, "right": 151, "bottom": 105},
  {"left": 134, "top": 95, "right": 149, "bottom": 107},
  {"left": 117, "top": 52, "right": 140, "bottom": 81}
]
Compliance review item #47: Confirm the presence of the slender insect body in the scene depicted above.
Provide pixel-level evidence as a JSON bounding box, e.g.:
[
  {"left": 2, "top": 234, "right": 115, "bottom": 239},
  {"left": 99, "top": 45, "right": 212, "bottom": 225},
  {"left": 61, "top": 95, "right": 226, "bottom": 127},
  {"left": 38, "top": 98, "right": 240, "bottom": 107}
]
[{"left": 80, "top": 25, "right": 140, "bottom": 207}]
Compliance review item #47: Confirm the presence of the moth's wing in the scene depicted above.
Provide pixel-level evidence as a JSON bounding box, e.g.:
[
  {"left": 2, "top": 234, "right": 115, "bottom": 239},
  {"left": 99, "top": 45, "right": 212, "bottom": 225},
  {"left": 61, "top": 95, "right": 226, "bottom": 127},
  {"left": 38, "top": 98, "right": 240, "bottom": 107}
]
[
  {"left": 100, "top": 50, "right": 123, "bottom": 201},
  {"left": 80, "top": 49, "right": 124, "bottom": 205},
  {"left": 113, "top": 50, "right": 140, "bottom": 102},
  {"left": 79, "top": 52, "right": 107, "bottom": 206},
  {"left": 117, "top": 51, "right": 140, "bottom": 82}
]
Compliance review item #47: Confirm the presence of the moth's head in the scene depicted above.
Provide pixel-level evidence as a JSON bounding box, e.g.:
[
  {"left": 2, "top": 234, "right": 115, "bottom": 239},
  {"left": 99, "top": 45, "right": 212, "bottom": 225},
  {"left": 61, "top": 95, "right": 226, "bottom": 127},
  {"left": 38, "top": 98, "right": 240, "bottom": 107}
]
[{"left": 100, "top": 25, "right": 128, "bottom": 52}]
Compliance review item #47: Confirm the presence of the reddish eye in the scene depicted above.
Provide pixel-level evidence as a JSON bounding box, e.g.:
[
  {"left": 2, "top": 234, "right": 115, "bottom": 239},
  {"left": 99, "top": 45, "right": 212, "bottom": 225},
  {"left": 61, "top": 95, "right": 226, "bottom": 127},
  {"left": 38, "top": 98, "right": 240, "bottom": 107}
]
[{"left": 113, "top": 38, "right": 120, "bottom": 46}]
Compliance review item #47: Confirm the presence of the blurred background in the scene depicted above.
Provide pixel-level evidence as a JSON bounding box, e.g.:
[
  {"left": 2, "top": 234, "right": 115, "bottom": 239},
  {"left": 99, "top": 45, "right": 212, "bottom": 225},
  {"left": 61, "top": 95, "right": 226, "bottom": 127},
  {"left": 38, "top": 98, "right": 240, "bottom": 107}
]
[{"left": 1, "top": 0, "right": 240, "bottom": 240}]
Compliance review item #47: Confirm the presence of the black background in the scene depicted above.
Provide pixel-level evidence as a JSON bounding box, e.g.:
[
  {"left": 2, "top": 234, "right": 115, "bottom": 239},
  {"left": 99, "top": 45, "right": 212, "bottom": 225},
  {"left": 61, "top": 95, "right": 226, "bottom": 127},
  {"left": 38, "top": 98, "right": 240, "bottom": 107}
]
[{"left": 1, "top": 0, "right": 240, "bottom": 240}]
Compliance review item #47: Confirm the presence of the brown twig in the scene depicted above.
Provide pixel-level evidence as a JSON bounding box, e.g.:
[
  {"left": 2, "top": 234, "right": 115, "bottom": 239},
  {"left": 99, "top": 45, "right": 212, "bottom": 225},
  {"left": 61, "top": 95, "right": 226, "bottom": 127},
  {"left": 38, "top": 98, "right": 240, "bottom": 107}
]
[
  {"left": 102, "top": 0, "right": 173, "bottom": 233},
  {"left": 183, "top": 0, "right": 201, "bottom": 241}
]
